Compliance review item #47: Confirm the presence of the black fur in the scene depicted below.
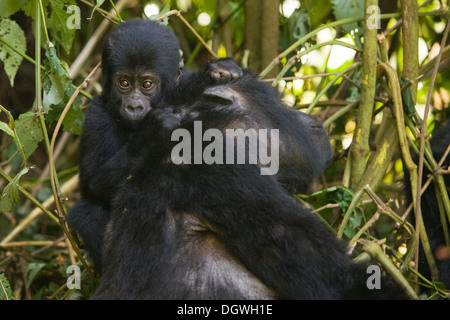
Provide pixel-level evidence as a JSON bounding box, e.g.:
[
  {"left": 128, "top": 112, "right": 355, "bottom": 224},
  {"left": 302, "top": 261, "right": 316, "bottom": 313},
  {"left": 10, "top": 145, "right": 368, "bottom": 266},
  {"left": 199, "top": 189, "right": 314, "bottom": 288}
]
[
  {"left": 68, "top": 19, "right": 243, "bottom": 273},
  {"left": 68, "top": 18, "right": 331, "bottom": 274},
  {"left": 91, "top": 75, "right": 410, "bottom": 299}
]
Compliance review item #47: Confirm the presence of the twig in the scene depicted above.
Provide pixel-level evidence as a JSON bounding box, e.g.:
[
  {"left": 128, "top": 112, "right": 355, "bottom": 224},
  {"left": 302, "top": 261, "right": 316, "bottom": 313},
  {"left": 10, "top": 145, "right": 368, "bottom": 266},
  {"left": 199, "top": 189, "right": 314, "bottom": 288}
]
[
  {"left": 382, "top": 0, "right": 434, "bottom": 36},
  {"left": 0, "top": 174, "right": 78, "bottom": 245},
  {"left": 158, "top": 10, "right": 217, "bottom": 59},
  {"left": 362, "top": 241, "right": 419, "bottom": 299},
  {"left": 0, "top": 240, "right": 66, "bottom": 250},
  {"left": 307, "top": 63, "right": 361, "bottom": 114},
  {"left": 415, "top": 20, "right": 450, "bottom": 280},
  {"left": 262, "top": 72, "right": 340, "bottom": 82},
  {"left": 70, "top": 0, "right": 131, "bottom": 78}
]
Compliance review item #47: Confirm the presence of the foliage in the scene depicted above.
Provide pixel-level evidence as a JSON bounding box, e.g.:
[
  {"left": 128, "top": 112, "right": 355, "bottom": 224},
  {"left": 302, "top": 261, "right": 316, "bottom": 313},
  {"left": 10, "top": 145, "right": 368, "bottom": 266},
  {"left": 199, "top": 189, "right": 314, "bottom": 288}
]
[
  {"left": 0, "top": 0, "right": 449, "bottom": 300},
  {"left": 0, "top": 273, "right": 14, "bottom": 300}
]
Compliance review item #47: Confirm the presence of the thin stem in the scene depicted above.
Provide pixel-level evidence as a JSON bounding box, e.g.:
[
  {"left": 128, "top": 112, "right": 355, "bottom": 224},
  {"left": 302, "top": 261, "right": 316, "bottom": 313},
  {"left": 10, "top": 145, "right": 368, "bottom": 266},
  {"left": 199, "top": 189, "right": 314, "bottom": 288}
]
[
  {"left": 0, "top": 168, "right": 59, "bottom": 226},
  {"left": 362, "top": 241, "right": 419, "bottom": 299},
  {"left": 415, "top": 21, "right": 450, "bottom": 280},
  {"left": 158, "top": 10, "right": 217, "bottom": 59},
  {"left": 259, "top": 10, "right": 449, "bottom": 78},
  {"left": 307, "top": 62, "right": 361, "bottom": 114},
  {"left": 337, "top": 187, "right": 365, "bottom": 239},
  {"left": 271, "top": 40, "right": 363, "bottom": 87},
  {"left": 80, "top": 0, "right": 122, "bottom": 23},
  {"left": 323, "top": 101, "right": 359, "bottom": 128},
  {"left": 38, "top": 0, "right": 50, "bottom": 45},
  {"left": 108, "top": 0, "right": 123, "bottom": 21}
]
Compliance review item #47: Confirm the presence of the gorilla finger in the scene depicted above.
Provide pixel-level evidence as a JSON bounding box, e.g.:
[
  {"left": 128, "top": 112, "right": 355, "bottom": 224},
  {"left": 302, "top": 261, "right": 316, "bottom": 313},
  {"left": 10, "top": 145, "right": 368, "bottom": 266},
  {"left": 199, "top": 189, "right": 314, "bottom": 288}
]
[
  {"left": 209, "top": 70, "right": 221, "bottom": 81},
  {"left": 230, "top": 70, "right": 241, "bottom": 80}
]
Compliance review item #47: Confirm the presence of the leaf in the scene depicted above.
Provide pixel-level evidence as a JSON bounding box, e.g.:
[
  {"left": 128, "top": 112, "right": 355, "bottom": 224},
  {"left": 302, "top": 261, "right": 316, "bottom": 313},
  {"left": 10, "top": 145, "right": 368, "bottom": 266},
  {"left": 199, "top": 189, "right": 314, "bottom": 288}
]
[
  {"left": 0, "top": 19, "right": 26, "bottom": 86},
  {"left": 15, "top": 112, "right": 44, "bottom": 159},
  {"left": 60, "top": 87, "right": 84, "bottom": 135},
  {"left": 43, "top": 40, "right": 84, "bottom": 134},
  {"left": 0, "top": 105, "right": 27, "bottom": 165},
  {"left": 0, "top": 274, "right": 13, "bottom": 300},
  {"left": 22, "top": 0, "right": 50, "bottom": 18},
  {"left": 46, "top": 0, "right": 77, "bottom": 54},
  {"left": 0, "top": 0, "right": 27, "bottom": 18},
  {"left": 0, "top": 121, "right": 15, "bottom": 138},
  {"left": 0, "top": 166, "right": 31, "bottom": 213},
  {"left": 331, "top": 0, "right": 364, "bottom": 33},
  {"left": 27, "top": 262, "right": 46, "bottom": 288},
  {"left": 300, "top": 0, "right": 332, "bottom": 30},
  {"left": 348, "top": 65, "right": 362, "bottom": 102},
  {"left": 148, "top": 3, "right": 171, "bottom": 25},
  {"left": 291, "top": 9, "right": 310, "bottom": 41},
  {"left": 400, "top": 77, "right": 416, "bottom": 119},
  {"left": 89, "top": 0, "right": 106, "bottom": 20}
]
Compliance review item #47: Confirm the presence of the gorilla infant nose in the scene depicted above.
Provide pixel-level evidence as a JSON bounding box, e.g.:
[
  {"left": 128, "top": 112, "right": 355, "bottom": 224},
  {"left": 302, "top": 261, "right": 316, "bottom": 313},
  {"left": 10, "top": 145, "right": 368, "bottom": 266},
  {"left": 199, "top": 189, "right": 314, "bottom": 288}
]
[{"left": 126, "top": 104, "right": 145, "bottom": 114}]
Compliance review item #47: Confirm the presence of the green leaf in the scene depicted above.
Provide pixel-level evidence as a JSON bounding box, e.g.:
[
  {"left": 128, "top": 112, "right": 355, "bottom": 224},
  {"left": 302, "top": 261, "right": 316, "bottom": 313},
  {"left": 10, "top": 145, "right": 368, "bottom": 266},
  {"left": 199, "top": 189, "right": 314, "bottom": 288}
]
[
  {"left": 0, "top": 121, "right": 15, "bottom": 138},
  {"left": 291, "top": 9, "right": 310, "bottom": 41},
  {"left": 42, "top": 39, "right": 83, "bottom": 134},
  {"left": 15, "top": 112, "right": 44, "bottom": 159},
  {"left": 331, "top": 0, "right": 364, "bottom": 33},
  {"left": 89, "top": 0, "right": 106, "bottom": 20},
  {"left": 0, "top": 0, "right": 28, "bottom": 18},
  {"left": 46, "top": 0, "right": 77, "bottom": 54},
  {"left": 44, "top": 48, "right": 84, "bottom": 135},
  {"left": 27, "top": 262, "right": 46, "bottom": 288},
  {"left": 0, "top": 166, "right": 31, "bottom": 213},
  {"left": 400, "top": 77, "right": 416, "bottom": 119},
  {"left": 22, "top": 0, "right": 50, "bottom": 18},
  {"left": 43, "top": 43, "right": 72, "bottom": 113},
  {"left": 0, "top": 105, "right": 27, "bottom": 165},
  {"left": 0, "top": 19, "right": 26, "bottom": 86},
  {"left": 344, "top": 209, "right": 363, "bottom": 238},
  {"left": 0, "top": 274, "right": 13, "bottom": 300},
  {"left": 61, "top": 87, "right": 84, "bottom": 135},
  {"left": 148, "top": 3, "right": 171, "bottom": 25},
  {"left": 300, "top": 0, "right": 332, "bottom": 29}
]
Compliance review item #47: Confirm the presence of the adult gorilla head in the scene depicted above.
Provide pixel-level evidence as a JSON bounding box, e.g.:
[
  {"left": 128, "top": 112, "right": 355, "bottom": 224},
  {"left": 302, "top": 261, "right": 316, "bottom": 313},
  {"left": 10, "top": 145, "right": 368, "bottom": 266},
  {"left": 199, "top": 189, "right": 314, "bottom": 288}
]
[{"left": 101, "top": 19, "right": 182, "bottom": 125}]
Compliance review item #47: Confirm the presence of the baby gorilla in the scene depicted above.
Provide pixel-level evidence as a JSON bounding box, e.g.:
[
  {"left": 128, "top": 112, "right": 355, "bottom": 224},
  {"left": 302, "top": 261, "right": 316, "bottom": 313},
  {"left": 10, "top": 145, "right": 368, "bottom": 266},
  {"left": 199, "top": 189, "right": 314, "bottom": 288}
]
[
  {"left": 69, "top": 18, "right": 332, "bottom": 275},
  {"left": 68, "top": 18, "right": 243, "bottom": 274},
  {"left": 91, "top": 73, "right": 411, "bottom": 300}
]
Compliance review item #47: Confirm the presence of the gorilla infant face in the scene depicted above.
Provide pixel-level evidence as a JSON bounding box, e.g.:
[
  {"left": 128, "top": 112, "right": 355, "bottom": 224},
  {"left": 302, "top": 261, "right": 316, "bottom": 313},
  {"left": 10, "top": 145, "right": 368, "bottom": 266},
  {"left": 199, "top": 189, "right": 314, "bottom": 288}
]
[{"left": 112, "top": 71, "right": 161, "bottom": 123}]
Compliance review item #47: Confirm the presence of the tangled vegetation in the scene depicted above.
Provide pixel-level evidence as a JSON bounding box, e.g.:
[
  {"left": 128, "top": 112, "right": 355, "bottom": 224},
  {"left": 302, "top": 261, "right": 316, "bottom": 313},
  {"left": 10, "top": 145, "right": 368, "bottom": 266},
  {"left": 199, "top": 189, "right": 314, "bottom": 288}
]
[{"left": 0, "top": 0, "right": 449, "bottom": 300}]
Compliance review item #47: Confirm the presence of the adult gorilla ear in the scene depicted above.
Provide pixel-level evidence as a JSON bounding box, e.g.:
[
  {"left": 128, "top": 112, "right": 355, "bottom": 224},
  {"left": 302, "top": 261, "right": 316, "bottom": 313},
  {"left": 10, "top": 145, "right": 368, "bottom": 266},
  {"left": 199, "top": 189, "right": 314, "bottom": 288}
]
[{"left": 202, "top": 87, "right": 235, "bottom": 105}]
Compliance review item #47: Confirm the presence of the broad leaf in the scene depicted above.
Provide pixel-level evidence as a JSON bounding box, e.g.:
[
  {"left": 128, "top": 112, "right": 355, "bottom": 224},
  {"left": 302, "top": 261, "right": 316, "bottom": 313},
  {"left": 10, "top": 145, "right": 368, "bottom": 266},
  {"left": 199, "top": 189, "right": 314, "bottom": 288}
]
[
  {"left": 0, "top": 0, "right": 27, "bottom": 18},
  {"left": 0, "top": 274, "right": 13, "bottom": 300},
  {"left": 46, "top": 0, "right": 77, "bottom": 54},
  {"left": 300, "top": 0, "right": 332, "bottom": 29},
  {"left": 15, "top": 112, "right": 45, "bottom": 160},
  {"left": 0, "top": 166, "right": 31, "bottom": 213},
  {"left": 331, "top": 0, "right": 364, "bottom": 33},
  {"left": 0, "top": 19, "right": 26, "bottom": 86}
]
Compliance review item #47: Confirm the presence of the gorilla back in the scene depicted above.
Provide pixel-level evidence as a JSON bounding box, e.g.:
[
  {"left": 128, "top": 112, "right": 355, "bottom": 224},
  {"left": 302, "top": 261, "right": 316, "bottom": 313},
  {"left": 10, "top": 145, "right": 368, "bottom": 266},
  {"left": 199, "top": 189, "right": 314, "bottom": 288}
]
[{"left": 92, "top": 75, "right": 410, "bottom": 300}]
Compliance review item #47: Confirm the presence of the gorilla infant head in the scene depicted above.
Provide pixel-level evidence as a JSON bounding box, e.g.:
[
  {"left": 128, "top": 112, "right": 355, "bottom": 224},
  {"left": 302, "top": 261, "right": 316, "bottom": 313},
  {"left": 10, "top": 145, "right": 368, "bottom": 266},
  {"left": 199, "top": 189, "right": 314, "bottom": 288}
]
[{"left": 101, "top": 19, "right": 182, "bottom": 125}]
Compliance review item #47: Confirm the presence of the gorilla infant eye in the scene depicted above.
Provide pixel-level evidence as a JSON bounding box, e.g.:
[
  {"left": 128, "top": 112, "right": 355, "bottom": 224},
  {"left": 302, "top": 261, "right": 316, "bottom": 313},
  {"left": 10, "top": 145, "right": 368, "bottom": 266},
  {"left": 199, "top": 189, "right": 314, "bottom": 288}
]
[
  {"left": 119, "top": 79, "right": 130, "bottom": 88},
  {"left": 142, "top": 80, "right": 153, "bottom": 89}
]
